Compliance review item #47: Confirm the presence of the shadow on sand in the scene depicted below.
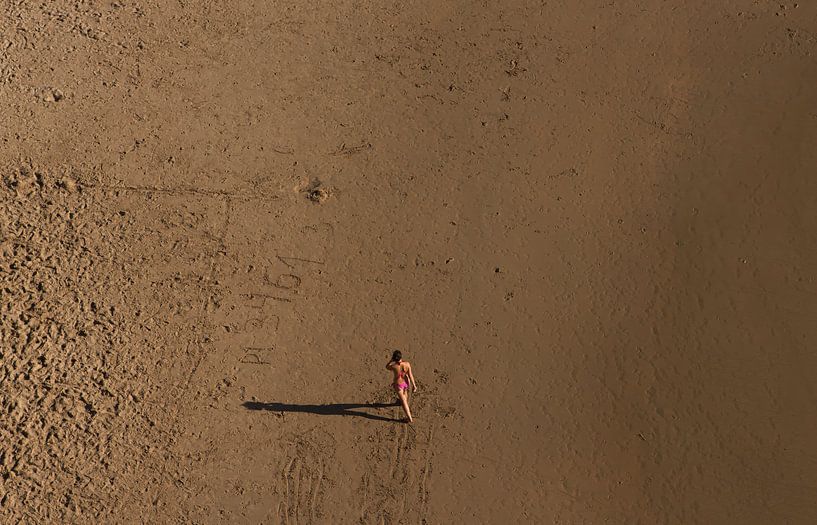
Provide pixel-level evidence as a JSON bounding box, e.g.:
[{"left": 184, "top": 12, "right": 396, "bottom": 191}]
[{"left": 242, "top": 401, "right": 401, "bottom": 422}]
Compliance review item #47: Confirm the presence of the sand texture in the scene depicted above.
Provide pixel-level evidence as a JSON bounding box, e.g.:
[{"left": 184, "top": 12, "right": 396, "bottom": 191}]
[{"left": 2, "top": 1, "right": 817, "bottom": 523}]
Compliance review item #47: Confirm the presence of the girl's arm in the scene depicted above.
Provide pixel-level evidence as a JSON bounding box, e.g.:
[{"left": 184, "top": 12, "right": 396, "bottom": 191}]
[{"left": 409, "top": 365, "right": 417, "bottom": 392}]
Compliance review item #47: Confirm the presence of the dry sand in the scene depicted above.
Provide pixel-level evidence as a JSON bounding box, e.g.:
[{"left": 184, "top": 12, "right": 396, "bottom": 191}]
[{"left": 2, "top": 1, "right": 817, "bottom": 523}]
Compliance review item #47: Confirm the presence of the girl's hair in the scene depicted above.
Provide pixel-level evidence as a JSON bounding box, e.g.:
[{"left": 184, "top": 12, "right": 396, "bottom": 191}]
[{"left": 391, "top": 350, "right": 402, "bottom": 363}]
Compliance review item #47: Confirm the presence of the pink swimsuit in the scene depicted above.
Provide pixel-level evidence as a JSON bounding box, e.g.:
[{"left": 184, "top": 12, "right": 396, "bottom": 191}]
[{"left": 394, "top": 368, "right": 409, "bottom": 391}]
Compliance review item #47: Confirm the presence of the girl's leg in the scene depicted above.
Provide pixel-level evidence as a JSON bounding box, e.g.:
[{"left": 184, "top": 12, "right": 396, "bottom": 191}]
[{"left": 398, "top": 390, "right": 413, "bottom": 423}]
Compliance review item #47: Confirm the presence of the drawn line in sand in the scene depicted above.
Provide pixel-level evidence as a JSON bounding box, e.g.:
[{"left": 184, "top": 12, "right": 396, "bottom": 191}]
[
  {"left": 311, "top": 458, "right": 324, "bottom": 521},
  {"left": 264, "top": 272, "right": 302, "bottom": 290},
  {"left": 418, "top": 425, "right": 435, "bottom": 516},
  {"left": 231, "top": 312, "right": 280, "bottom": 333},
  {"left": 239, "top": 346, "right": 274, "bottom": 365},
  {"left": 280, "top": 456, "right": 294, "bottom": 525},
  {"left": 81, "top": 182, "right": 282, "bottom": 201},
  {"left": 277, "top": 453, "right": 324, "bottom": 525},
  {"left": 240, "top": 292, "right": 292, "bottom": 304},
  {"left": 387, "top": 425, "right": 400, "bottom": 480},
  {"left": 358, "top": 471, "right": 371, "bottom": 523},
  {"left": 270, "top": 147, "right": 294, "bottom": 155},
  {"left": 275, "top": 255, "right": 325, "bottom": 270},
  {"left": 329, "top": 142, "right": 372, "bottom": 156},
  {"left": 288, "top": 456, "right": 302, "bottom": 523}
]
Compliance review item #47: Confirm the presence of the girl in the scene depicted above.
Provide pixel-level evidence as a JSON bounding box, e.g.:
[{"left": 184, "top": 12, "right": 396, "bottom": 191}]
[{"left": 386, "top": 350, "right": 417, "bottom": 423}]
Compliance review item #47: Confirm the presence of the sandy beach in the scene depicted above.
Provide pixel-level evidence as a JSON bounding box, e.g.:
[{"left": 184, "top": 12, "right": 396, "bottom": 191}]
[{"left": 1, "top": 1, "right": 816, "bottom": 523}]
